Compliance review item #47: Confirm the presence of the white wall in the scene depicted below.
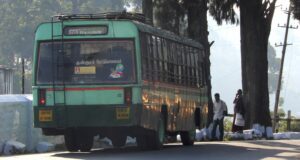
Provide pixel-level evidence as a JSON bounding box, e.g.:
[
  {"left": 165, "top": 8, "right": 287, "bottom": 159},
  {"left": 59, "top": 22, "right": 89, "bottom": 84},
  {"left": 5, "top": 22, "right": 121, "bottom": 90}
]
[{"left": 0, "top": 95, "right": 63, "bottom": 152}]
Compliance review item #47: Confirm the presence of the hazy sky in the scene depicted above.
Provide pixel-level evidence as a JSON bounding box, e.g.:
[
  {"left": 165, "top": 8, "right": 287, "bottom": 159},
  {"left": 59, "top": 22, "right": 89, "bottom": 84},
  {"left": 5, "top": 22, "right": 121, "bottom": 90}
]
[{"left": 209, "top": 0, "right": 300, "bottom": 117}]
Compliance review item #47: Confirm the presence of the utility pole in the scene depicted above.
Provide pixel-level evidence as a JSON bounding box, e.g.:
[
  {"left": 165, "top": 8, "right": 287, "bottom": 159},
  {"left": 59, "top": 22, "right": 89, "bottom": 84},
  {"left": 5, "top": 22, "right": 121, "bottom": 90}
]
[
  {"left": 21, "top": 58, "right": 25, "bottom": 94},
  {"left": 273, "top": 5, "right": 298, "bottom": 132}
]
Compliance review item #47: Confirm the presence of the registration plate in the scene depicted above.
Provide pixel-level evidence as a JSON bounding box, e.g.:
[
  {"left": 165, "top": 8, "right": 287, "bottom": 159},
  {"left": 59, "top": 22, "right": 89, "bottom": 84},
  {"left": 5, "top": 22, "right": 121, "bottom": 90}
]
[
  {"left": 116, "top": 108, "right": 130, "bottom": 120},
  {"left": 39, "top": 110, "right": 53, "bottom": 122}
]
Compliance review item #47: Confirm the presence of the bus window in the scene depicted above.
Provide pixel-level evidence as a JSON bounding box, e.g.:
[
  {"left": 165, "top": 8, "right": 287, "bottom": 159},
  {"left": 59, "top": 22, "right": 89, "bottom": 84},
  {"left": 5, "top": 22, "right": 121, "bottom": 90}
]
[
  {"left": 147, "top": 35, "right": 154, "bottom": 81},
  {"left": 191, "top": 49, "right": 197, "bottom": 87},
  {"left": 194, "top": 51, "right": 200, "bottom": 87},
  {"left": 173, "top": 43, "right": 179, "bottom": 84},
  {"left": 168, "top": 42, "right": 175, "bottom": 83},
  {"left": 177, "top": 44, "right": 183, "bottom": 85},
  {"left": 37, "top": 40, "right": 136, "bottom": 84},
  {"left": 157, "top": 37, "right": 163, "bottom": 82},
  {"left": 152, "top": 36, "right": 158, "bottom": 81},
  {"left": 162, "top": 39, "right": 168, "bottom": 82}
]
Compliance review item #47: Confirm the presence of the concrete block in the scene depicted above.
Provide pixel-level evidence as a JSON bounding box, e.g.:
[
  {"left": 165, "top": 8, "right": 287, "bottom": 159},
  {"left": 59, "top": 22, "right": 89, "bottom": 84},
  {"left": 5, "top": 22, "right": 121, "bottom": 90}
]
[
  {"left": 273, "top": 133, "right": 289, "bottom": 140},
  {"left": 266, "top": 126, "right": 273, "bottom": 139},
  {"left": 287, "top": 132, "right": 300, "bottom": 139},
  {"left": 243, "top": 133, "right": 253, "bottom": 140},
  {"left": 228, "top": 132, "right": 244, "bottom": 140}
]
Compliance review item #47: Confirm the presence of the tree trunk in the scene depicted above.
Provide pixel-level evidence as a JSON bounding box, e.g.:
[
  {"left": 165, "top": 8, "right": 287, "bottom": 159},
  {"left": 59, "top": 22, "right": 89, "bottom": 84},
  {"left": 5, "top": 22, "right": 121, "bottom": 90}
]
[
  {"left": 142, "top": 0, "right": 153, "bottom": 25},
  {"left": 153, "top": 0, "right": 180, "bottom": 34},
  {"left": 240, "top": 1, "right": 272, "bottom": 129}
]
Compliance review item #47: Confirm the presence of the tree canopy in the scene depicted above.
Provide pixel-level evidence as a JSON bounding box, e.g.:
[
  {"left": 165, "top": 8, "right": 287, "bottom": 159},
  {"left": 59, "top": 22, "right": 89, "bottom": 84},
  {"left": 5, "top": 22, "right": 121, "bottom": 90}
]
[
  {"left": 0, "top": 0, "right": 127, "bottom": 93},
  {"left": 208, "top": 0, "right": 277, "bottom": 132},
  {"left": 291, "top": 0, "right": 300, "bottom": 20},
  {"left": 0, "top": 0, "right": 126, "bottom": 67},
  {"left": 0, "top": 0, "right": 280, "bottom": 132},
  {"left": 268, "top": 43, "right": 281, "bottom": 94}
]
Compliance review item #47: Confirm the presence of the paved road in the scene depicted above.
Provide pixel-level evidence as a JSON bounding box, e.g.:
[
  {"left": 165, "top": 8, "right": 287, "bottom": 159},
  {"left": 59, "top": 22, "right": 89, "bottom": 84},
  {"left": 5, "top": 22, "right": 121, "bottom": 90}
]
[{"left": 2, "top": 140, "right": 300, "bottom": 160}]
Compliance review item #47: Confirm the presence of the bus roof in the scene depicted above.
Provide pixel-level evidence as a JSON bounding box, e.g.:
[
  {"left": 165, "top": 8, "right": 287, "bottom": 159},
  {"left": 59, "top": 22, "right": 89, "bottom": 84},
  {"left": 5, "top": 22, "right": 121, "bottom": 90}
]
[
  {"left": 36, "top": 12, "right": 204, "bottom": 49},
  {"left": 132, "top": 21, "right": 204, "bottom": 49}
]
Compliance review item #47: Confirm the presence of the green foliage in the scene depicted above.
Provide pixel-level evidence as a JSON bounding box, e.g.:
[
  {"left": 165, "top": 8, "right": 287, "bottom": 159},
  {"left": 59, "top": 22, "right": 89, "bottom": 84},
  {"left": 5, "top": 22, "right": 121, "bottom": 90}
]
[
  {"left": 224, "top": 117, "right": 233, "bottom": 132},
  {"left": 269, "top": 108, "right": 300, "bottom": 132},
  {"left": 291, "top": 120, "right": 300, "bottom": 131},
  {"left": 277, "top": 120, "right": 287, "bottom": 132},
  {"left": 126, "top": 0, "right": 142, "bottom": 12},
  {"left": 13, "top": 66, "right": 22, "bottom": 94},
  {"left": 0, "top": 0, "right": 127, "bottom": 93},
  {"left": 270, "top": 107, "right": 286, "bottom": 118},
  {"left": 268, "top": 43, "right": 281, "bottom": 94},
  {"left": 153, "top": 0, "right": 184, "bottom": 34},
  {"left": 208, "top": 0, "right": 239, "bottom": 25},
  {"left": 291, "top": 0, "right": 300, "bottom": 21},
  {"left": 0, "top": 0, "right": 127, "bottom": 60}
]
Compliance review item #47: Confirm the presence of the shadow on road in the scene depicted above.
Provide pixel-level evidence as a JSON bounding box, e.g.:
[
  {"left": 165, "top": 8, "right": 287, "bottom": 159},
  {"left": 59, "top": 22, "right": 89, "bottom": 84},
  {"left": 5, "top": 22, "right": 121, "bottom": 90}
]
[
  {"left": 246, "top": 140, "right": 300, "bottom": 151},
  {"left": 52, "top": 141, "right": 300, "bottom": 160}
]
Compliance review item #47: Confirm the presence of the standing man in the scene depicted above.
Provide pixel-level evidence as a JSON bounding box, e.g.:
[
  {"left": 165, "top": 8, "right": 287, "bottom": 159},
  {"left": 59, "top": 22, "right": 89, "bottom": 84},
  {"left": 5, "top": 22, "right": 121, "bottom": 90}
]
[{"left": 211, "top": 93, "right": 228, "bottom": 141}]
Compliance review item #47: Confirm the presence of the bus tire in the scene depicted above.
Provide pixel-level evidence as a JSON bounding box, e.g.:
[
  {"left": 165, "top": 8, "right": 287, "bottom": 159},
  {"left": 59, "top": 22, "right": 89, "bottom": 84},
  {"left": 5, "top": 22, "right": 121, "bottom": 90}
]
[
  {"left": 136, "top": 133, "right": 149, "bottom": 150},
  {"left": 111, "top": 135, "right": 127, "bottom": 148},
  {"left": 64, "top": 129, "right": 79, "bottom": 152},
  {"left": 77, "top": 132, "right": 94, "bottom": 152},
  {"left": 149, "top": 115, "right": 165, "bottom": 150},
  {"left": 180, "top": 130, "right": 195, "bottom": 146}
]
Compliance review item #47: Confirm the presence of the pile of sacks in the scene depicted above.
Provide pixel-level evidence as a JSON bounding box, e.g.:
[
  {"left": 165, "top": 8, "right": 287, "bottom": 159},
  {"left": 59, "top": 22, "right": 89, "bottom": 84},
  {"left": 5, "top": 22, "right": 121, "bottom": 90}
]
[
  {"left": 226, "top": 129, "right": 263, "bottom": 140},
  {"left": 0, "top": 140, "right": 26, "bottom": 155},
  {"left": 0, "top": 140, "right": 55, "bottom": 155},
  {"left": 192, "top": 124, "right": 300, "bottom": 141}
]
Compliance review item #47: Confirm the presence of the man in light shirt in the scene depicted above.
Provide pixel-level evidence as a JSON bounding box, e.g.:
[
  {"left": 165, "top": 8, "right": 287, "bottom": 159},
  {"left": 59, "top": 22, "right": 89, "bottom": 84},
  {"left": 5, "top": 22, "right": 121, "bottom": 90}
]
[{"left": 211, "top": 93, "right": 228, "bottom": 141}]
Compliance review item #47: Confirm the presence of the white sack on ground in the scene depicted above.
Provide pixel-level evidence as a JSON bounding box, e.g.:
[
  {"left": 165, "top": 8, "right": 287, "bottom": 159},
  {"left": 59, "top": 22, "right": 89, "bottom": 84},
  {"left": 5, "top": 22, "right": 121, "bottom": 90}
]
[
  {"left": 36, "top": 142, "right": 55, "bottom": 153},
  {"left": 0, "top": 141, "right": 4, "bottom": 155},
  {"left": 266, "top": 127, "right": 273, "bottom": 139},
  {"left": 3, "top": 140, "right": 26, "bottom": 155},
  {"left": 125, "top": 136, "right": 136, "bottom": 146},
  {"left": 196, "top": 128, "right": 207, "bottom": 141}
]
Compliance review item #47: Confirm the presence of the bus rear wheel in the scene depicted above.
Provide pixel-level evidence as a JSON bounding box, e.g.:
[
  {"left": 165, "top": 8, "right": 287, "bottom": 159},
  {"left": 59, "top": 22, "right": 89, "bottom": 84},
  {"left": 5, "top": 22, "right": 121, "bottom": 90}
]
[
  {"left": 64, "top": 129, "right": 79, "bottom": 152},
  {"left": 180, "top": 130, "right": 195, "bottom": 146},
  {"left": 77, "top": 131, "right": 94, "bottom": 152},
  {"left": 136, "top": 133, "right": 149, "bottom": 150},
  {"left": 148, "top": 116, "right": 165, "bottom": 149},
  {"left": 111, "top": 135, "right": 127, "bottom": 148}
]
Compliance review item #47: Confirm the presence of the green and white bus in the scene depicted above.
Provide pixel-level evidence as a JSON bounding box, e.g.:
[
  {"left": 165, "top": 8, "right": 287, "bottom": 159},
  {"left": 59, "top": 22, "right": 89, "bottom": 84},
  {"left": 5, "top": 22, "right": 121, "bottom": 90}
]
[{"left": 33, "top": 13, "right": 208, "bottom": 152}]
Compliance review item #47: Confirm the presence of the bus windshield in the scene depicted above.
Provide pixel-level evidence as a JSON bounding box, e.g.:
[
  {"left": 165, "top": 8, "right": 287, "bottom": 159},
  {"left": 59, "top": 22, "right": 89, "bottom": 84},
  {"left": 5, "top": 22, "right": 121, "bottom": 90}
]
[{"left": 37, "top": 40, "right": 136, "bottom": 85}]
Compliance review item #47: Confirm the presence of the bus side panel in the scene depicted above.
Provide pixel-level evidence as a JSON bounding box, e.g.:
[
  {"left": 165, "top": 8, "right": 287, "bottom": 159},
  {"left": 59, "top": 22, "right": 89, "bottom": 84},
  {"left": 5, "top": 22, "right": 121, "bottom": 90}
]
[
  {"left": 175, "top": 89, "right": 199, "bottom": 131},
  {"left": 139, "top": 83, "right": 203, "bottom": 133}
]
